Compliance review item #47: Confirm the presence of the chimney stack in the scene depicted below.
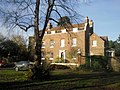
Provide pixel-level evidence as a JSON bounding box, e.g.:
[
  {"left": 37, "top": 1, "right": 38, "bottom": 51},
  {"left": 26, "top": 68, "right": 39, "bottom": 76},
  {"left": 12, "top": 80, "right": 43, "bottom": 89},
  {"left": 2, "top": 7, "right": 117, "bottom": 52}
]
[
  {"left": 89, "top": 20, "right": 94, "bottom": 34},
  {"left": 89, "top": 20, "right": 94, "bottom": 28},
  {"left": 84, "top": 16, "right": 89, "bottom": 30},
  {"left": 85, "top": 16, "right": 89, "bottom": 23}
]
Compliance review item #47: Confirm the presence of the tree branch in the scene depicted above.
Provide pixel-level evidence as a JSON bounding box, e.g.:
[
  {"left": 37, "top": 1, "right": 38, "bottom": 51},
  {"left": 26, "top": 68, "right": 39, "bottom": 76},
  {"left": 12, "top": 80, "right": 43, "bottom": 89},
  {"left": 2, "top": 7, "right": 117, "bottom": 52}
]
[
  {"left": 49, "top": 18, "right": 59, "bottom": 24},
  {"left": 16, "top": 23, "right": 34, "bottom": 32}
]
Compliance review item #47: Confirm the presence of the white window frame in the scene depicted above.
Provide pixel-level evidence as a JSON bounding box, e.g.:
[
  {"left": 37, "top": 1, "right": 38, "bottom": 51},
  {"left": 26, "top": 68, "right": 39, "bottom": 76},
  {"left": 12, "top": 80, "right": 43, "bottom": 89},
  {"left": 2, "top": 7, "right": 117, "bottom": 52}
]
[
  {"left": 60, "top": 39, "right": 65, "bottom": 47},
  {"left": 92, "top": 40, "right": 97, "bottom": 47},
  {"left": 72, "top": 38, "right": 77, "bottom": 46}
]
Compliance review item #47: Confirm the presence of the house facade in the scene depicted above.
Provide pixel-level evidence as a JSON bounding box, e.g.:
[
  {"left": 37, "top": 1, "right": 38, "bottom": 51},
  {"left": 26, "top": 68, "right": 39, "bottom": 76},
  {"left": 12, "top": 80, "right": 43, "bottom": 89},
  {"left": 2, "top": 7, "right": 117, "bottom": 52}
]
[{"left": 29, "top": 16, "right": 108, "bottom": 65}]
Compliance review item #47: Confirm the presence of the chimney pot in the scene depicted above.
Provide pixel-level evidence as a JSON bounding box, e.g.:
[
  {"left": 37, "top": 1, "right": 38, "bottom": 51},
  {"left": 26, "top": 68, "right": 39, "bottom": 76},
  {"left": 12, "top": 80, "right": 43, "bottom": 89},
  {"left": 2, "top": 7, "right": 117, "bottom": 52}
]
[
  {"left": 85, "top": 16, "right": 89, "bottom": 23},
  {"left": 89, "top": 20, "right": 93, "bottom": 27},
  {"left": 47, "top": 23, "right": 52, "bottom": 29}
]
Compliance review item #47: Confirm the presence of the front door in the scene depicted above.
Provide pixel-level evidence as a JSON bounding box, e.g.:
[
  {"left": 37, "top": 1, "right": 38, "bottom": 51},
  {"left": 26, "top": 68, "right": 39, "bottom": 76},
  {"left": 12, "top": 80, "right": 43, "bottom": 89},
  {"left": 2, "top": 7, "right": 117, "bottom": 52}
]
[{"left": 59, "top": 50, "right": 65, "bottom": 62}]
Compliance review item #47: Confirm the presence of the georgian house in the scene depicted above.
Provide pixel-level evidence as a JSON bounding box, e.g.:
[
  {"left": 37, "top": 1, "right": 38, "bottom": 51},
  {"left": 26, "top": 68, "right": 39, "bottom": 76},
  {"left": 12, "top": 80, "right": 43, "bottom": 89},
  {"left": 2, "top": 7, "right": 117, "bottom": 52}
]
[{"left": 29, "top": 16, "right": 108, "bottom": 65}]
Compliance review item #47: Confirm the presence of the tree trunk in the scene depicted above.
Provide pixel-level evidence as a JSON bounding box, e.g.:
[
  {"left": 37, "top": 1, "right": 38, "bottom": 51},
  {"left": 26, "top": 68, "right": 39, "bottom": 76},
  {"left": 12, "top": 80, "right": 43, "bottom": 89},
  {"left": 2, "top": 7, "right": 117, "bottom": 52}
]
[
  {"left": 30, "top": 0, "right": 55, "bottom": 80},
  {"left": 30, "top": 0, "right": 42, "bottom": 80},
  {"left": 34, "top": 0, "right": 41, "bottom": 65}
]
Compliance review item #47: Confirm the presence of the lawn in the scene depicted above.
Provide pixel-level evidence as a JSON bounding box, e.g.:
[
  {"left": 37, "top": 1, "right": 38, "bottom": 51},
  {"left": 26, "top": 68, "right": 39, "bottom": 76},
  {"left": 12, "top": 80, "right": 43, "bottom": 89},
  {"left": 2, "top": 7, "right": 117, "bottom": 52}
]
[
  {"left": 0, "top": 70, "right": 120, "bottom": 90},
  {"left": 0, "top": 70, "right": 28, "bottom": 82}
]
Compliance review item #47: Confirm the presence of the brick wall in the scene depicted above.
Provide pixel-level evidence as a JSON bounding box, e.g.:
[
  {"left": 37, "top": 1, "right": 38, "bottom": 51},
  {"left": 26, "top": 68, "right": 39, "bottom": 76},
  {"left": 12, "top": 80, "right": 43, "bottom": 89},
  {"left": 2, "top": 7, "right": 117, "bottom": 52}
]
[
  {"left": 42, "top": 30, "right": 86, "bottom": 63},
  {"left": 90, "top": 33, "right": 105, "bottom": 56}
]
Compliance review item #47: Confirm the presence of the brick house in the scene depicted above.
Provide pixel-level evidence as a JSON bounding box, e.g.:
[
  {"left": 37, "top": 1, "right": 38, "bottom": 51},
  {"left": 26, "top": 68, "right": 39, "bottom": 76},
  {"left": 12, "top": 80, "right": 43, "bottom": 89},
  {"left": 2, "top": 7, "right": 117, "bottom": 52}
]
[
  {"left": 29, "top": 16, "right": 108, "bottom": 65},
  {"left": 90, "top": 33, "right": 108, "bottom": 56}
]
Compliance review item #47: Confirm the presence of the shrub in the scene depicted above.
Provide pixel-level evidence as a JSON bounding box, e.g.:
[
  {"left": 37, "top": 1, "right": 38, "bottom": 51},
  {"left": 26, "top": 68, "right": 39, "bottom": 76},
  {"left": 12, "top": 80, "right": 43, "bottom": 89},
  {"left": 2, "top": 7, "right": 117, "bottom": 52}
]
[
  {"left": 55, "top": 57, "right": 64, "bottom": 63},
  {"left": 92, "top": 61, "right": 102, "bottom": 71},
  {"left": 28, "top": 60, "right": 51, "bottom": 80},
  {"left": 77, "top": 56, "right": 109, "bottom": 72}
]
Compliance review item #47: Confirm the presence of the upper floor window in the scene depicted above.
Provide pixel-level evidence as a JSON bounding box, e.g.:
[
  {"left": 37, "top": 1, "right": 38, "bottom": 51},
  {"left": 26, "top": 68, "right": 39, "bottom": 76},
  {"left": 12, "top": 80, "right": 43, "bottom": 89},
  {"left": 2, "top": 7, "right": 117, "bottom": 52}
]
[
  {"left": 61, "top": 39, "right": 65, "bottom": 47},
  {"left": 72, "top": 38, "right": 77, "bottom": 46},
  {"left": 50, "top": 40, "right": 55, "bottom": 48},
  {"left": 42, "top": 41, "right": 45, "bottom": 48},
  {"left": 92, "top": 40, "right": 97, "bottom": 47},
  {"left": 73, "top": 28, "right": 78, "bottom": 32}
]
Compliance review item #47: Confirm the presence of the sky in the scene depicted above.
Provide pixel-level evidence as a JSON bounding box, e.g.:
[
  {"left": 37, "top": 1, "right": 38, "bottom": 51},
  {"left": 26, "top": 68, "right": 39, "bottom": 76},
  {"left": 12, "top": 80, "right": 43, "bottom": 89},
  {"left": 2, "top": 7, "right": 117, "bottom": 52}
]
[
  {"left": 79, "top": 0, "right": 120, "bottom": 40},
  {"left": 0, "top": 0, "right": 120, "bottom": 41}
]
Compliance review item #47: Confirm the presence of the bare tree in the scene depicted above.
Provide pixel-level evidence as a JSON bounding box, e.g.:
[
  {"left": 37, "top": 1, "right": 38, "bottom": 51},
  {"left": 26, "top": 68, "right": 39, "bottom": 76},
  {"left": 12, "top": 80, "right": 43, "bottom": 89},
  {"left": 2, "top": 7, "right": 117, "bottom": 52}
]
[{"left": 0, "top": 0, "right": 84, "bottom": 79}]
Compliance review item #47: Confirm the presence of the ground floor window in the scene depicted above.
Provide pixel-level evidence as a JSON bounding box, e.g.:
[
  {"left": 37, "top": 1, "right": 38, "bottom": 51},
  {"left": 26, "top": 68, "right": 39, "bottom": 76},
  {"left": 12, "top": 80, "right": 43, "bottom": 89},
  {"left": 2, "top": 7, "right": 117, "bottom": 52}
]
[
  {"left": 50, "top": 52, "right": 54, "bottom": 60},
  {"left": 41, "top": 51, "right": 45, "bottom": 60}
]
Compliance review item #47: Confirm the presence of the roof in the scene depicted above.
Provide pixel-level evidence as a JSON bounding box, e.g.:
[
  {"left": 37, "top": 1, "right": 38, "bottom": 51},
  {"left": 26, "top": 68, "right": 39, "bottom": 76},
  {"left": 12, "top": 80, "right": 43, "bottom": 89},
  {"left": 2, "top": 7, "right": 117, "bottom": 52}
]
[
  {"left": 46, "top": 23, "right": 85, "bottom": 31},
  {"left": 100, "top": 36, "right": 108, "bottom": 41},
  {"left": 90, "top": 33, "right": 107, "bottom": 42}
]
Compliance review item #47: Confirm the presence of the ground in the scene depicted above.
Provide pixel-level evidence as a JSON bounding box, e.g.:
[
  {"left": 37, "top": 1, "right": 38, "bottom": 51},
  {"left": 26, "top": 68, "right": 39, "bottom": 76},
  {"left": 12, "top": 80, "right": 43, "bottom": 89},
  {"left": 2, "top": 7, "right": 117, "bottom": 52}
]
[{"left": 0, "top": 70, "right": 120, "bottom": 90}]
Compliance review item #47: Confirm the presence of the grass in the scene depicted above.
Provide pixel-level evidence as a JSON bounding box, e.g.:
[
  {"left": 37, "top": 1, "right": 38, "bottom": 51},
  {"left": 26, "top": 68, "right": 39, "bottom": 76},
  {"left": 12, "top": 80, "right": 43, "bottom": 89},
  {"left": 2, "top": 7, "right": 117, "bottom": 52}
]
[
  {"left": 0, "top": 69, "right": 120, "bottom": 90},
  {"left": 0, "top": 70, "right": 28, "bottom": 82}
]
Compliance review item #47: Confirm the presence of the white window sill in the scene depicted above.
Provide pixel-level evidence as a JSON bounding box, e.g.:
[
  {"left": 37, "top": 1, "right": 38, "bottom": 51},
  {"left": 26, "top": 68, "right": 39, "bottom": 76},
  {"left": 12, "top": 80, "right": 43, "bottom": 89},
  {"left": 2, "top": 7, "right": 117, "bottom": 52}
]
[
  {"left": 92, "top": 45, "right": 97, "bottom": 47},
  {"left": 50, "top": 46, "right": 54, "bottom": 48},
  {"left": 41, "top": 58, "right": 45, "bottom": 60},
  {"left": 72, "top": 58, "right": 76, "bottom": 60},
  {"left": 72, "top": 45, "right": 77, "bottom": 47},
  {"left": 50, "top": 58, "right": 53, "bottom": 60},
  {"left": 42, "top": 47, "right": 45, "bottom": 48}
]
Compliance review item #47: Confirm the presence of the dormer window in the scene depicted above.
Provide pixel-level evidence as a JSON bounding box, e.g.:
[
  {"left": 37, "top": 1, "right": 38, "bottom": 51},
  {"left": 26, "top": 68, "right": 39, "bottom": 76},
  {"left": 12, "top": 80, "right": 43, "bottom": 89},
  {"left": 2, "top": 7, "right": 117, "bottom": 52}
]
[
  {"left": 61, "top": 29, "right": 66, "bottom": 33},
  {"left": 55, "top": 30, "right": 61, "bottom": 33},
  {"left": 73, "top": 28, "right": 78, "bottom": 32},
  {"left": 51, "top": 31, "right": 55, "bottom": 34}
]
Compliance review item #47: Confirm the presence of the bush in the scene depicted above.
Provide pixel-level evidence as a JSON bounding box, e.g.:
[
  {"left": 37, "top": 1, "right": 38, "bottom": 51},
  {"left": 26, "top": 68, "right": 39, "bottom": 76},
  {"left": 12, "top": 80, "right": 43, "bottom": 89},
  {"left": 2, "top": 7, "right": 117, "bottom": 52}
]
[
  {"left": 92, "top": 61, "right": 102, "bottom": 71},
  {"left": 55, "top": 57, "right": 69, "bottom": 63},
  {"left": 77, "top": 56, "right": 109, "bottom": 72},
  {"left": 28, "top": 60, "right": 51, "bottom": 80}
]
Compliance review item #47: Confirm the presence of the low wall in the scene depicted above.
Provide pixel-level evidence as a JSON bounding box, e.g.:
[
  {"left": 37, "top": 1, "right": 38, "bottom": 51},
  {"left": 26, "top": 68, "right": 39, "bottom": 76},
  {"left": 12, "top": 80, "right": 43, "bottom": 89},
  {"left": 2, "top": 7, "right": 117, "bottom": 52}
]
[
  {"left": 51, "top": 63, "right": 79, "bottom": 68},
  {"left": 109, "top": 57, "right": 120, "bottom": 72}
]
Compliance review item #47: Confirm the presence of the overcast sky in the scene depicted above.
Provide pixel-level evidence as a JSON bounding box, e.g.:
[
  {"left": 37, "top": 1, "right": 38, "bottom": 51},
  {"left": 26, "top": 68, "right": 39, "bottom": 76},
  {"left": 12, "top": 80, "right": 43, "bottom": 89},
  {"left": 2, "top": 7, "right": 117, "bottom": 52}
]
[{"left": 0, "top": 0, "right": 119, "bottom": 41}]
